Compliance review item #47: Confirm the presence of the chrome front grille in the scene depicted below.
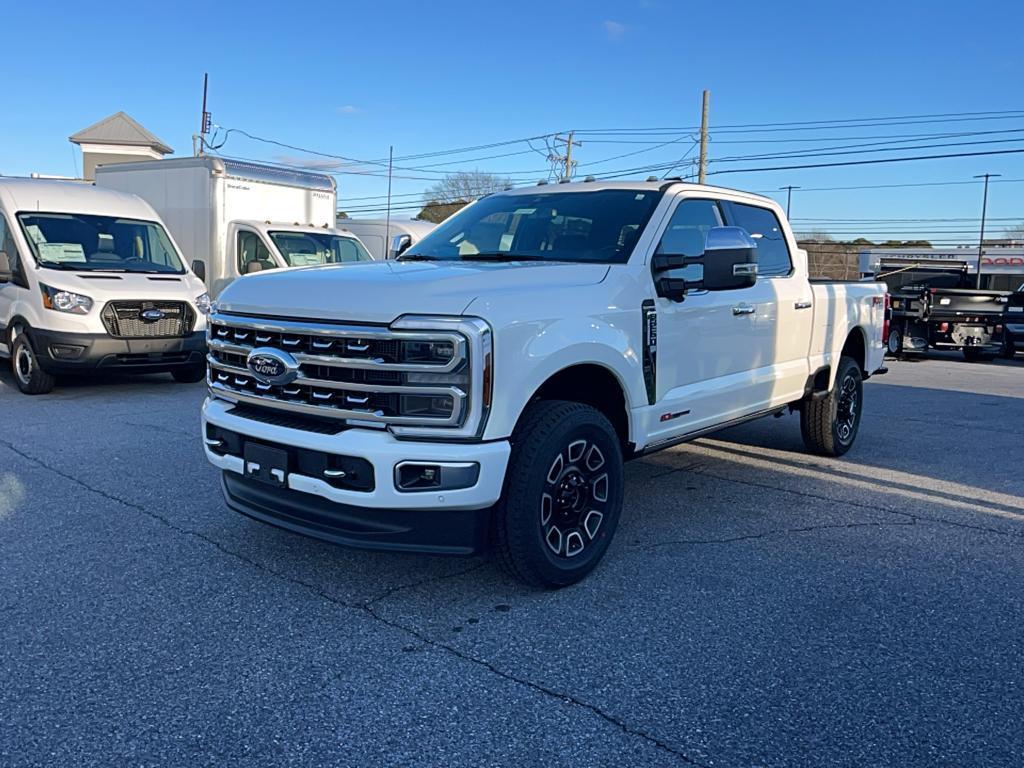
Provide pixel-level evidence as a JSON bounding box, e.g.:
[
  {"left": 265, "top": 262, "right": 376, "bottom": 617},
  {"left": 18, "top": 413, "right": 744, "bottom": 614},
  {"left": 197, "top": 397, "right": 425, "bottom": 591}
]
[{"left": 206, "top": 313, "right": 470, "bottom": 427}]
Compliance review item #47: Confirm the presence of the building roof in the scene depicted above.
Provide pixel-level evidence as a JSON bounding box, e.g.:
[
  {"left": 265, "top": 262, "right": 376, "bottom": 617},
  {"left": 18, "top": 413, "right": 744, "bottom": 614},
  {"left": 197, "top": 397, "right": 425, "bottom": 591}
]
[{"left": 69, "top": 111, "right": 173, "bottom": 155}]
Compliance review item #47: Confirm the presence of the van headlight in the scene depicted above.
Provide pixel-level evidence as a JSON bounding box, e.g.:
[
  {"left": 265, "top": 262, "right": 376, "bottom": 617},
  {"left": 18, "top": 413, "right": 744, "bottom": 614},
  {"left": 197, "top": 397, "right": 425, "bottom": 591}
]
[
  {"left": 40, "top": 284, "right": 93, "bottom": 315},
  {"left": 195, "top": 292, "right": 212, "bottom": 315}
]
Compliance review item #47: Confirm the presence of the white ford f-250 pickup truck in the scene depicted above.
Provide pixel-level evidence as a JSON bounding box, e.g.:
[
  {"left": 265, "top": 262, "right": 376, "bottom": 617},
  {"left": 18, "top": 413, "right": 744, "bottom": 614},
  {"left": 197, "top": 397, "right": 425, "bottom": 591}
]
[{"left": 201, "top": 181, "right": 887, "bottom": 587}]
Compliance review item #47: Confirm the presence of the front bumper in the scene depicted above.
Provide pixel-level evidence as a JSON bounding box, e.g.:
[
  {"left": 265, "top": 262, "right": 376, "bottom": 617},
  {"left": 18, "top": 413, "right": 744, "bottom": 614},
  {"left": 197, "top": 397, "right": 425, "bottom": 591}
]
[
  {"left": 202, "top": 396, "right": 511, "bottom": 554},
  {"left": 31, "top": 328, "right": 207, "bottom": 374}
]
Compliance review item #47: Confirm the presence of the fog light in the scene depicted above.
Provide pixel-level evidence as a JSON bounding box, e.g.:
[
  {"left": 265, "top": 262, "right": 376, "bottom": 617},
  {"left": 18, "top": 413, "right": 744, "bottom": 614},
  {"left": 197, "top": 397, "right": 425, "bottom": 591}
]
[
  {"left": 399, "top": 393, "right": 455, "bottom": 418},
  {"left": 395, "top": 461, "right": 480, "bottom": 492},
  {"left": 49, "top": 344, "right": 85, "bottom": 360}
]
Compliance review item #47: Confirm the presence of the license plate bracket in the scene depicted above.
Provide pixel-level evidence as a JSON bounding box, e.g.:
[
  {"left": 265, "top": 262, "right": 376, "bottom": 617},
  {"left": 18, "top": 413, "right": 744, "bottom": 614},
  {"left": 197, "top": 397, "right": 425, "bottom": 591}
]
[{"left": 243, "top": 442, "right": 289, "bottom": 487}]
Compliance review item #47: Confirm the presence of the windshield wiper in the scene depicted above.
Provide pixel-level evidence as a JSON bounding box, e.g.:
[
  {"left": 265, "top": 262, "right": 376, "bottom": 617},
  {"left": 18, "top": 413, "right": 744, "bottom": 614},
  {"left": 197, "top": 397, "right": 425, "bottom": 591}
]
[
  {"left": 396, "top": 253, "right": 436, "bottom": 262},
  {"left": 459, "top": 252, "right": 548, "bottom": 262}
]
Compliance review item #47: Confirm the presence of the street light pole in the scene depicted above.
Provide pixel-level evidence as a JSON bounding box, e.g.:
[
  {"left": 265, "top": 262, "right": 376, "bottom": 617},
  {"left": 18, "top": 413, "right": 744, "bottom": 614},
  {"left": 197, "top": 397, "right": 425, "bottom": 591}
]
[
  {"left": 779, "top": 185, "right": 800, "bottom": 217},
  {"left": 973, "top": 173, "right": 1001, "bottom": 289}
]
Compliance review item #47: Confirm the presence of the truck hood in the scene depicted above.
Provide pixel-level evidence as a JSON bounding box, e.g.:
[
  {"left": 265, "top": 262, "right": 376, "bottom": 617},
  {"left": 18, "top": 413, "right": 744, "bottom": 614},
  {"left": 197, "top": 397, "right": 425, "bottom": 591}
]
[{"left": 214, "top": 260, "right": 611, "bottom": 324}]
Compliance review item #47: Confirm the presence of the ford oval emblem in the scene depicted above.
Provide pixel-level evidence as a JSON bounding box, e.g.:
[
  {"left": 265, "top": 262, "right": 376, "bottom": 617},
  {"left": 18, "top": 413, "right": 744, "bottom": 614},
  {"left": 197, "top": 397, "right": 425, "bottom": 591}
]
[
  {"left": 141, "top": 308, "right": 166, "bottom": 322},
  {"left": 246, "top": 347, "right": 299, "bottom": 386}
]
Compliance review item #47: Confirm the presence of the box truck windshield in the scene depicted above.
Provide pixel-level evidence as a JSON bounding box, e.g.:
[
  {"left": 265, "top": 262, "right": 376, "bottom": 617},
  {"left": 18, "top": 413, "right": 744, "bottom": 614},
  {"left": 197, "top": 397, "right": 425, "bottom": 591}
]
[
  {"left": 19, "top": 213, "right": 185, "bottom": 274},
  {"left": 268, "top": 231, "right": 372, "bottom": 267}
]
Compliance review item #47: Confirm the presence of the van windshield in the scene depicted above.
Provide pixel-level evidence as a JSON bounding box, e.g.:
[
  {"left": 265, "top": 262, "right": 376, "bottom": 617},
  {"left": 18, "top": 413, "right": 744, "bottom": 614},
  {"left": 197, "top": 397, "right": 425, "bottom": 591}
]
[
  {"left": 400, "top": 189, "right": 664, "bottom": 264},
  {"left": 18, "top": 212, "right": 185, "bottom": 273},
  {"left": 269, "top": 231, "right": 373, "bottom": 267}
]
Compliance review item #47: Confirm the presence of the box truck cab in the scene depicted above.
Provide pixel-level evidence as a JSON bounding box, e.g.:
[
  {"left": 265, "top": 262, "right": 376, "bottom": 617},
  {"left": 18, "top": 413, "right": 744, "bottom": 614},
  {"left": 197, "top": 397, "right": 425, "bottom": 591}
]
[
  {"left": 96, "top": 157, "right": 372, "bottom": 297},
  {"left": 0, "top": 178, "right": 209, "bottom": 394}
]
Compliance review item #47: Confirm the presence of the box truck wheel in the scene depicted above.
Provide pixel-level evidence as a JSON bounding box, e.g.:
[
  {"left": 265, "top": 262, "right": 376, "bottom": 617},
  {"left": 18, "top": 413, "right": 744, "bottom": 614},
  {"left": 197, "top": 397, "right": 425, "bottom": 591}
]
[
  {"left": 11, "top": 332, "right": 56, "bottom": 395},
  {"left": 171, "top": 364, "right": 207, "bottom": 384},
  {"left": 492, "top": 400, "right": 624, "bottom": 589},
  {"left": 800, "top": 355, "right": 862, "bottom": 457}
]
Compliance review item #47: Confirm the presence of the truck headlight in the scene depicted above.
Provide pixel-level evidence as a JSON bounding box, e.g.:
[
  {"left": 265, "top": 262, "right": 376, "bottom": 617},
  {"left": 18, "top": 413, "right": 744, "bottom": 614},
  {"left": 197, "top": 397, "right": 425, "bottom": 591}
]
[
  {"left": 40, "top": 284, "right": 93, "bottom": 315},
  {"left": 195, "top": 292, "right": 212, "bottom": 315}
]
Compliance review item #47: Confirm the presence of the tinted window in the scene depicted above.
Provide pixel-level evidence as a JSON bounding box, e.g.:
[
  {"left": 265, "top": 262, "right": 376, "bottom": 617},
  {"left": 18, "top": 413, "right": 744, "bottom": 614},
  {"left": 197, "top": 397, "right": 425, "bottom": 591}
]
[
  {"left": 657, "top": 199, "right": 723, "bottom": 256},
  {"left": 237, "top": 230, "right": 275, "bottom": 275},
  {"left": 727, "top": 203, "right": 792, "bottom": 277},
  {"left": 406, "top": 190, "right": 664, "bottom": 264}
]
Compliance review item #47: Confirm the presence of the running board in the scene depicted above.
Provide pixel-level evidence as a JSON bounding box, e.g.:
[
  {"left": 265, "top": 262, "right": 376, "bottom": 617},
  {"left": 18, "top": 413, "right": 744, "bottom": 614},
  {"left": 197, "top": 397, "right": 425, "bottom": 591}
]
[{"left": 637, "top": 406, "right": 786, "bottom": 457}]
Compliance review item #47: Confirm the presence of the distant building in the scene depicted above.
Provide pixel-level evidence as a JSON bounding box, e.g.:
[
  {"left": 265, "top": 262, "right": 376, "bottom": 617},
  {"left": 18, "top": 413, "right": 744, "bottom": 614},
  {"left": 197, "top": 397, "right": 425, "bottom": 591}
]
[{"left": 69, "top": 111, "right": 172, "bottom": 181}]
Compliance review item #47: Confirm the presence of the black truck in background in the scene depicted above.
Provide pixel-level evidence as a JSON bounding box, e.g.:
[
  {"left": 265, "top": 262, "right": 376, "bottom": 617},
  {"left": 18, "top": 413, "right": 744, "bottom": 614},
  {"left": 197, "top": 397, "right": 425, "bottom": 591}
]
[
  {"left": 1003, "top": 283, "right": 1024, "bottom": 358},
  {"left": 879, "top": 262, "right": 1011, "bottom": 361}
]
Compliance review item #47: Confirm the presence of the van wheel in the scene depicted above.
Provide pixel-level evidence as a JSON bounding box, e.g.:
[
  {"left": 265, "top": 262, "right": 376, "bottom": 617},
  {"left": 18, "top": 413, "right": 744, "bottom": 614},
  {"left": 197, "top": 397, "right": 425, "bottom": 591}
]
[
  {"left": 492, "top": 400, "right": 624, "bottom": 589},
  {"left": 171, "top": 364, "right": 207, "bottom": 384},
  {"left": 800, "top": 355, "right": 862, "bottom": 457},
  {"left": 11, "top": 333, "right": 56, "bottom": 395}
]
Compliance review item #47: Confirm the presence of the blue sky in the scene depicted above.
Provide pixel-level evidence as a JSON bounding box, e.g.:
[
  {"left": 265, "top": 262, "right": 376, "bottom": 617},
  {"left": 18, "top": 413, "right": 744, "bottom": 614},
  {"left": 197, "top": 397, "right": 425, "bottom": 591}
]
[{"left": 3, "top": 0, "right": 1022, "bottom": 241}]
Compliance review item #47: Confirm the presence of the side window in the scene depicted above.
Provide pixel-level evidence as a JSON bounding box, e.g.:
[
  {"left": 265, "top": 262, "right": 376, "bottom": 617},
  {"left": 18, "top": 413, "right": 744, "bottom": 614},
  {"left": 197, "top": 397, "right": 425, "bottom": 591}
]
[
  {"left": 656, "top": 199, "right": 723, "bottom": 256},
  {"left": 0, "top": 214, "right": 28, "bottom": 288},
  {"left": 726, "top": 203, "right": 792, "bottom": 278},
  {"left": 237, "top": 230, "right": 274, "bottom": 275}
]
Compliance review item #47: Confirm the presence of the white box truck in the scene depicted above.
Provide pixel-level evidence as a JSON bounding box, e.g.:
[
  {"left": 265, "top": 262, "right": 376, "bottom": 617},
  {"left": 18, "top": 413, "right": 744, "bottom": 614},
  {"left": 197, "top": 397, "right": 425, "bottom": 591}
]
[{"left": 96, "top": 157, "right": 372, "bottom": 296}]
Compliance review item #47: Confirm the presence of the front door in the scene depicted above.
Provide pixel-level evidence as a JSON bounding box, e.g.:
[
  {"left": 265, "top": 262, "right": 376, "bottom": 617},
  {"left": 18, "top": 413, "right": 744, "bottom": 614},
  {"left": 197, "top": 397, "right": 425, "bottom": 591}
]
[{"left": 646, "top": 196, "right": 780, "bottom": 444}]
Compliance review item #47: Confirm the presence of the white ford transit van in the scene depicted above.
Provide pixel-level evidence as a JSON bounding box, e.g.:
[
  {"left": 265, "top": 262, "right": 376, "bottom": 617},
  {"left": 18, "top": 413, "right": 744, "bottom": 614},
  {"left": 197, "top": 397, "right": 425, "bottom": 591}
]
[{"left": 0, "top": 179, "right": 209, "bottom": 394}]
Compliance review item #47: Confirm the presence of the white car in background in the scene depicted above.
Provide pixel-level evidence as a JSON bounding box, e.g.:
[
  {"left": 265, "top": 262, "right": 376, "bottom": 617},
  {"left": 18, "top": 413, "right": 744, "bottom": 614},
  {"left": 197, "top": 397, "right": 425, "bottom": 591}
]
[{"left": 338, "top": 218, "right": 435, "bottom": 260}]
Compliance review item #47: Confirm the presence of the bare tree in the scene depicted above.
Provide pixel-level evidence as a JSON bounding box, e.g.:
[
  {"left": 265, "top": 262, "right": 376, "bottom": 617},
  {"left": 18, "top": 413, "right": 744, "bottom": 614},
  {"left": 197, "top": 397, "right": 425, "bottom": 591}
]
[
  {"left": 1005, "top": 222, "right": 1024, "bottom": 242},
  {"left": 416, "top": 171, "right": 512, "bottom": 223}
]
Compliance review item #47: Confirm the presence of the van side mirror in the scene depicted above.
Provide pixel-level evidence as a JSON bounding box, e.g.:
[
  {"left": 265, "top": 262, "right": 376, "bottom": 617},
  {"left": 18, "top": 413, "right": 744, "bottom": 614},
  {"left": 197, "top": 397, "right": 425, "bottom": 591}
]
[
  {"left": 652, "top": 226, "right": 758, "bottom": 301},
  {"left": 191, "top": 259, "right": 206, "bottom": 282},
  {"left": 390, "top": 234, "right": 412, "bottom": 259},
  {"left": 245, "top": 261, "right": 263, "bottom": 275},
  {"left": 0, "top": 251, "right": 10, "bottom": 282}
]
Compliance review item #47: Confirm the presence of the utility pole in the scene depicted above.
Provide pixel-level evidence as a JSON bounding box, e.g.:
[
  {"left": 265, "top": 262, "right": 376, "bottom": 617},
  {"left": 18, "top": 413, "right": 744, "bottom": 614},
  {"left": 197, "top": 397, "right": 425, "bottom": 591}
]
[
  {"left": 385, "top": 145, "right": 394, "bottom": 248},
  {"left": 698, "top": 89, "right": 710, "bottom": 184},
  {"left": 553, "top": 132, "right": 582, "bottom": 180},
  {"left": 973, "top": 172, "right": 1001, "bottom": 289},
  {"left": 779, "top": 185, "right": 800, "bottom": 217},
  {"left": 195, "top": 73, "right": 211, "bottom": 156}
]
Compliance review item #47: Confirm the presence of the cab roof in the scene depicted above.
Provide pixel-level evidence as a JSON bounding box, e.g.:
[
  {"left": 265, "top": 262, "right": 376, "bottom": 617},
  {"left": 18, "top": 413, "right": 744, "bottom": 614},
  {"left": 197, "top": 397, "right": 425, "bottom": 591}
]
[
  {"left": 0, "top": 178, "right": 162, "bottom": 220},
  {"left": 493, "top": 179, "right": 778, "bottom": 208}
]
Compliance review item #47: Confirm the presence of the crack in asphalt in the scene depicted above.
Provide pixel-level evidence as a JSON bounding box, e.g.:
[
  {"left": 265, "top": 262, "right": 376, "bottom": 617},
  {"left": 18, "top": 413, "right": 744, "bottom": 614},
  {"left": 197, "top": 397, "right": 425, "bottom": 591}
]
[
  {"left": 631, "top": 518, "right": 918, "bottom": 552},
  {"left": 647, "top": 462, "right": 1024, "bottom": 540},
  {"left": 0, "top": 438, "right": 706, "bottom": 766}
]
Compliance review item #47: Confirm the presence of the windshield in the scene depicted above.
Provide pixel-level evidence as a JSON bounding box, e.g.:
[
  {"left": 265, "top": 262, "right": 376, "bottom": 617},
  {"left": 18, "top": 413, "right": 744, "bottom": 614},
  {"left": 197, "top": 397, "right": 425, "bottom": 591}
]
[
  {"left": 403, "top": 189, "right": 664, "bottom": 264},
  {"left": 18, "top": 212, "right": 185, "bottom": 273},
  {"left": 269, "top": 231, "right": 373, "bottom": 267}
]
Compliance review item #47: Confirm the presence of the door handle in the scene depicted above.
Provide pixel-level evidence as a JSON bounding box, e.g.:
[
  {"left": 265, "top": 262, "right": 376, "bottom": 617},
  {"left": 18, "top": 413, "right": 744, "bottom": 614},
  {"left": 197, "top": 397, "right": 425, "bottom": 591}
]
[
  {"left": 794, "top": 300, "right": 813, "bottom": 310},
  {"left": 732, "top": 304, "right": 756, "bottom": 316}
]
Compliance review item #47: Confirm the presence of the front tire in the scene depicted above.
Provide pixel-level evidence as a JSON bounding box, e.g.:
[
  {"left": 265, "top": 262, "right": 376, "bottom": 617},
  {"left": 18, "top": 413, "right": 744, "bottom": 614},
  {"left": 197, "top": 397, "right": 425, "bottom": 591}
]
[
  {"left": 171, "top": 364, "right": 207, "bottom": 384},
  {"left": 492, "top": 400, "right": 624, "bottom": 589},
  {"left": 10, "top": 332, "right": 56, "bottom": 395},
  {"left": 800, "top": 355, "right": 862, "bottom": 457}
]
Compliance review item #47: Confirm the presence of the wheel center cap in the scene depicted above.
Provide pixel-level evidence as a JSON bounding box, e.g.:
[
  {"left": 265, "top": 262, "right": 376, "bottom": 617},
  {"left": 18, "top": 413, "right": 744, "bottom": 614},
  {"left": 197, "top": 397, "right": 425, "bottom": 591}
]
[{"left": 557, "top": 472, "right": 589, "bottom": 514}]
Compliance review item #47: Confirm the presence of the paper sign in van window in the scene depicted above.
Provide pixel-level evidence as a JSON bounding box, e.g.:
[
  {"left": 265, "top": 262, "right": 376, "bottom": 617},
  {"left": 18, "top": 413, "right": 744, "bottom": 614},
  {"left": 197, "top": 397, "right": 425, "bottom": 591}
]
[
  {"left": 24, "top": 224, "right": 46, "bottom": 244},
  {"left": 38, "top": 243, "right": 87, "bottom": 263}
]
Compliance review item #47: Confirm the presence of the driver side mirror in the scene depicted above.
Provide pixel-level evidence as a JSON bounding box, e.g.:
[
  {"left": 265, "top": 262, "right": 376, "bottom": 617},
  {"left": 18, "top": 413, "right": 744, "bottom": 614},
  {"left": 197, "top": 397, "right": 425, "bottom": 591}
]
[
  {"left": 0, "top": 251, "right": 10, "bottom": 282},
  {"left": 191, "top": 259, "right": 206, "bottom": 283},
  {"left": 245, "top": 261, "right": 263, "bottom": 275},
  {"left": 652, "top": 226, "right": 758, "bottom": 301},
  {"left": 390, "top": 234, "right": 412, "bottom": 259}
]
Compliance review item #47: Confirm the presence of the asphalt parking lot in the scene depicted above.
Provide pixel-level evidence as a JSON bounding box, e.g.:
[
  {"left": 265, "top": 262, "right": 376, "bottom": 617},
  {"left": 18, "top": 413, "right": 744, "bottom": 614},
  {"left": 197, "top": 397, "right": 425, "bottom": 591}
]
[{"left": 1, "top": 352, "right": 1022, "bottom": 767}]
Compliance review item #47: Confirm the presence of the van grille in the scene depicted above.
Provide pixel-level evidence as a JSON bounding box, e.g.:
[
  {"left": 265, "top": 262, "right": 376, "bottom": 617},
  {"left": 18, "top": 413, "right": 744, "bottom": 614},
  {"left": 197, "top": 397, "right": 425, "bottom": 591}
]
[{"left": 101, "top": 301, "right": 195, "bottom": 339}]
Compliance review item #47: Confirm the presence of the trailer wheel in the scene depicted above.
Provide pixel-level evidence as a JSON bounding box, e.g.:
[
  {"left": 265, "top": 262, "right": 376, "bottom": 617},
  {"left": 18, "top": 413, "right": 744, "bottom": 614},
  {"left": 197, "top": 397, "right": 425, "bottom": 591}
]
[
  {"left": 10, "top": 332, "right": 56, "bottom": 395},
  {"left": 800, "top": 355, "right": 862, "bottom": 457},
  {"left": 962, "top": 347, "right": 984, "bottom": 363},
  {"left": 886, "top": 328, "right": 903, "bottom": 356},
  {"left": 492, "top": 400, "right": 624, "bottom": 589}
]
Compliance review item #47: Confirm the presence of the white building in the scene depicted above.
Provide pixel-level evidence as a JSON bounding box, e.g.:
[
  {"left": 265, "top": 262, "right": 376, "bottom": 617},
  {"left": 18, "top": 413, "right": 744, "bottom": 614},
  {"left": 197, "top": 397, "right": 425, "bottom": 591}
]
[{"left": 69, "top": 111, "right": 172, "bottom": 181}]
